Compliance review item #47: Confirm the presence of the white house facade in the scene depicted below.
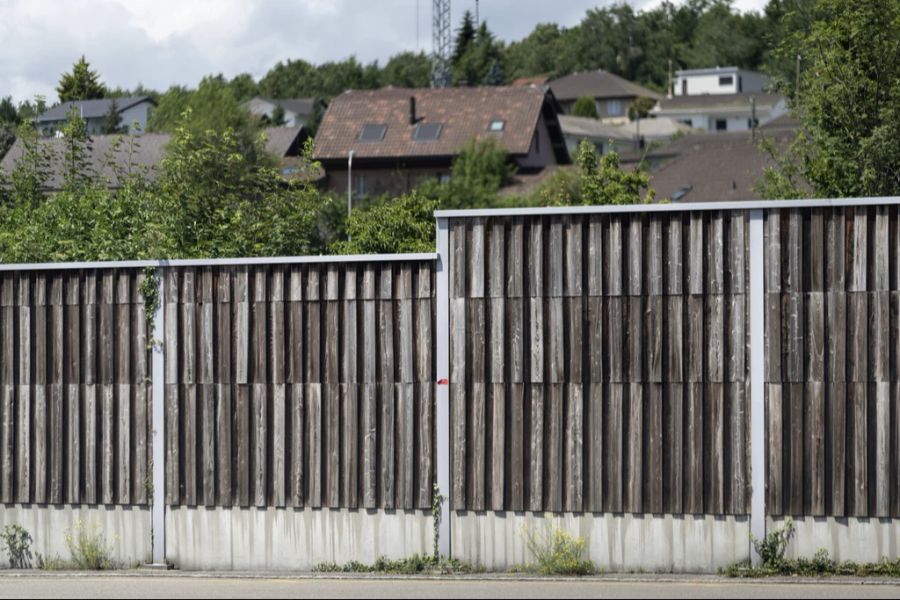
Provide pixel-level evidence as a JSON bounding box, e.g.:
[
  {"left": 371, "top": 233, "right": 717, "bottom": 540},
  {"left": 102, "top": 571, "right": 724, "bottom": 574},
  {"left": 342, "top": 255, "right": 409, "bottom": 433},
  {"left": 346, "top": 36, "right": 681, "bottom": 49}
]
[{"left": 673, "top": 66, "right": 769, "bottom": 97}]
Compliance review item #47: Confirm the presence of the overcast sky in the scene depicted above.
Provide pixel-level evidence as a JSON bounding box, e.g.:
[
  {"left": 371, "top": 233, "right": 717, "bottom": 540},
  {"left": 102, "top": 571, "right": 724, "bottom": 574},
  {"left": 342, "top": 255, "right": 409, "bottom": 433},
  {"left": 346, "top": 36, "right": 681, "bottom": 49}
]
[{"left": 0, "top": 0, "right": 767, "bottom": 104}]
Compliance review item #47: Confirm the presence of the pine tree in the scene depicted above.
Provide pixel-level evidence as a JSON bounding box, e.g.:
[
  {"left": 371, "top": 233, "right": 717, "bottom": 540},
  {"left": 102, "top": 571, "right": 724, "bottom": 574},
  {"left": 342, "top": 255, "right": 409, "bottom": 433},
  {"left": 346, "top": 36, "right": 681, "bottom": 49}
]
[
  {"left": 56, "top": 56, "right": 106, "bottom": 102},
  {"left": 452, "top": 11, "right": 477, "bottom": 65},
  {"left": 101, "top": 99, "right": 124, "bottom": 134}
]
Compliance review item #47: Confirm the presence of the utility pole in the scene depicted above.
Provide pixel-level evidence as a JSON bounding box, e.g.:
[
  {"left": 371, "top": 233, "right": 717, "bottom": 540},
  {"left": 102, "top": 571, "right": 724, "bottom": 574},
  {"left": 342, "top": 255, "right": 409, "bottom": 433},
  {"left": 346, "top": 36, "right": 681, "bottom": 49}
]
[
  {"left": 795, "top": 54, "right": 801, "bottom": 100},
  {"left": 432, "top": 0, "right": 452, "bottom": 88}
]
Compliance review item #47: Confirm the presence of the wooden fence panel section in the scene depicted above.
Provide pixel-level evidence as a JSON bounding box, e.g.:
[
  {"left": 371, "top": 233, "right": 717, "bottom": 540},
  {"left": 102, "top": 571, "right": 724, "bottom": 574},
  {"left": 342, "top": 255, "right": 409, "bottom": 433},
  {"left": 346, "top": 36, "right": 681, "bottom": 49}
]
[
  {"left": 0, "top": 268, "right": 151, "bottom": 507},
  {"left": 164, "top": 261, "right": 435, "bottom": 510},
  {"left": 448, "top": 212, "right": 751, "bottom": 515},
  {"left": 765, "top": 206, "right": 900, "bottom": 518}
]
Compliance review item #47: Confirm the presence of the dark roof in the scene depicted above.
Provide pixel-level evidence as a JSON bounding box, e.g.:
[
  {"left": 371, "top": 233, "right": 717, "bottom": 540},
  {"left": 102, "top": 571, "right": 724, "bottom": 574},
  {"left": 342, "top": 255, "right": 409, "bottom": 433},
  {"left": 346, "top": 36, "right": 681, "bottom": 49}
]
[
  {"left": 548, "top": 70, "right": 662, "bottom": 102},
  {"left": 36, "top": 96, "right": 155, "bottom": 122},
  {"left": 656, "top": 92, "right": 783, "bottom": 112},
  {"left": 313, "top": 86, "right": 568, "bottom": 162},
  {"left": 0, "top": 127, "right": 307, "bottom": 190},
  {"left": 647, "top": 128, "right": 798, "bottom": 202},
  {"left": 0, "top": 133, "right": 169, "bottom": 190}
]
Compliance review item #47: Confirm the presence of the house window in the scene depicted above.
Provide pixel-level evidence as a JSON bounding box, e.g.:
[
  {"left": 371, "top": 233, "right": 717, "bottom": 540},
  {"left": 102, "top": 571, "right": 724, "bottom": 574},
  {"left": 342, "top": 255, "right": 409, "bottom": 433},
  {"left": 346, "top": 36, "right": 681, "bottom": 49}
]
[
  {"left": 488, "top": 119, "right": 505, "bottom": 132},
  {"left": 681, "top": 79, "right": 688, "bottom": 95},
  {"left": 607, "top": 99, "right": 622, "bottom": 116},
  {"left": 354, "top": 174, "right": 367, "bottom": 197},
  {"left": 715, "top": 119, "right": 728, "bottom": 131},
  {"left": 719, "top": 75, "right": 734, "bottom": 86},
  {"left": 359, "top": 124, "right": 387, "bottom": 142},
  {"left": 413, "top": 123, "right": 443, "bottom": 141}
]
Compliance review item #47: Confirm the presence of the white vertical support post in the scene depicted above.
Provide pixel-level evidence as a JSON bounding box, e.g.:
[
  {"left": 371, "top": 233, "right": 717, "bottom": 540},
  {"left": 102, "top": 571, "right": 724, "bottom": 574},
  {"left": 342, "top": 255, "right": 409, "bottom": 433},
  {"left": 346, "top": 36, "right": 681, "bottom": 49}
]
[
  {"left": 150, "top": 265, "right": 166, "bottom": 566},
  {"left": 435, "top": 217, "right": 452, "bottom": 558},
  {"left": 749, "top": 209, "right": 766, "bottom": 564}
]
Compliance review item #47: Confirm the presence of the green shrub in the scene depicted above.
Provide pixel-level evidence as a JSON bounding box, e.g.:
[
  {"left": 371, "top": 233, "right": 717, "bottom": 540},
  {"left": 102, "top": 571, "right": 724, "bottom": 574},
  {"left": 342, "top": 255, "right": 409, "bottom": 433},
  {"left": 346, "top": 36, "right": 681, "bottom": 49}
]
[
  {"left": 571, "top": 96, "right": 598, "bottom": 119},
  {"left": 313, "top": 554, "right": 474, "bottom": 575},
  {"left": 0, "top": 524, "right": 33, "bottom": 569},
  {"left": 64, "top": 520, "right": 116, "bottom": 570},
  {"left": 752, "top": 517, "right": 794, "bottom": 569},
  {"left": 520, "top": 526, "right": 595, "bottom": 576}
]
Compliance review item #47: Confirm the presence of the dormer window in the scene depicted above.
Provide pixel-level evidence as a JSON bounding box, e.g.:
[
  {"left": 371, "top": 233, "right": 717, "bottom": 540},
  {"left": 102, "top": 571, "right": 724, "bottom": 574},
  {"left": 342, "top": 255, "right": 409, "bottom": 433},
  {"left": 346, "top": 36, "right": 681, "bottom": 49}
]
[
  {"left": 359, "top": 124, "right": 387, "bottom": 142},
  {"left": 488, "top": 119, "right": 505, "bottom": 132}
]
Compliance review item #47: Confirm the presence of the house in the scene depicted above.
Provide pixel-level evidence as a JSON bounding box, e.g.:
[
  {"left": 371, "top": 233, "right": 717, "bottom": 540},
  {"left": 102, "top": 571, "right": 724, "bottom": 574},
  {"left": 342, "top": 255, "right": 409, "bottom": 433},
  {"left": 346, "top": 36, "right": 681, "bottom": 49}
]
[
  {"left": 645, "top": 118, "right": 798, "bottom": 202},
  {"left": 652, "top": 92, "right": 787, "bottom": 133},
  {"left": 246, "top": 97, "right": 326, "bottom": 128},
  {"left": 673, "top": 66, "right": 769, "bottom": 97},
  {"left": 312, "top": 86, "right": 570, "bottom": 198},
  {"left": 547, "top": 69, "right": 662, "bottom": 124},
  {"left": 654, "top": 66, "right": 786, "bottom": 133},
  {"left": 0, "top": 126, "right": 309, "bottom": 191},
  {"left": 35, "top": 96, "right": 156, "bottom": 136},
  {"left": 558, "top": 114, "right": 633, "bottom": 156}
]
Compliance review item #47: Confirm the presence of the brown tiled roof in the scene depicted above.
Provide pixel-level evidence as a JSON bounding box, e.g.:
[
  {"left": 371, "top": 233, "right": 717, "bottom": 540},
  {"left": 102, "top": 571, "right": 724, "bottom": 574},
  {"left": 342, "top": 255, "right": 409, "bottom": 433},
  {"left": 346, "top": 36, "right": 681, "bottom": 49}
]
[
  {"left": 313, "top": 86, "right": 551, "bottom": 161},
  {"left": 647, "top": 128, "right": 800, "bottom": 202},
  {"left": 548, "top": 70, "right": 662, "bottom": 102}
]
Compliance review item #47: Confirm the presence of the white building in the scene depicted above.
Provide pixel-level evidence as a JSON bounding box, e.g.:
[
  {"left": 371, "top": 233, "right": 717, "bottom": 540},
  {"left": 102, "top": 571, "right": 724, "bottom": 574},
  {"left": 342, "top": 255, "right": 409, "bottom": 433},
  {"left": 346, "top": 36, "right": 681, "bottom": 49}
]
[
  {"left": 653, "top": 67, "right": 785, "bottom": 133},
  {"left": 35, "top": 96, "right": 155, "bottom": 136},
  {"left": 673, "top": 66, "right": 769, "bottom": 96},
  {"left": 245, "top": 97, "right": 326, "bottom": 128}
]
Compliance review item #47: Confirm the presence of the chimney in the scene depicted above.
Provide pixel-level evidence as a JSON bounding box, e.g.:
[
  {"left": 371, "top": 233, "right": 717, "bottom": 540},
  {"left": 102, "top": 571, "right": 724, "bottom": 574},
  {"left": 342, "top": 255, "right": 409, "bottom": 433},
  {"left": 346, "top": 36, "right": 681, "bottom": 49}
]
[{"left": 409, "top": 96, "right": 417, "bottom": 125}]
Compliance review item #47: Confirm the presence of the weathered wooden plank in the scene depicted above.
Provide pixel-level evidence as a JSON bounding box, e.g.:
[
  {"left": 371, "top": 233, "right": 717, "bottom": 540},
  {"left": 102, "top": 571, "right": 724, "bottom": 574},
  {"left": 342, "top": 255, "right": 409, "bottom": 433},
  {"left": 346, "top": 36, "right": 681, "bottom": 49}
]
[
  {"left": 587, "top": 296, "right": 604, "bottom": 383},
  {"left": 507, "top": 218, "right": 524, "bottom": 299},
  {"left": 587, "top": 216, "right": 603, "bottom": 296},
  {"left": 397, "top": 382, "right": 414, "bottom": 509},
  {"left": 607, "top": 217, "right": 623, "bottom": 296},
  {"left": 684, "top": 382, "right": 704, "bottom": 514},
  {"left": 507, "top": 298, "right": 524, "bottom": 383},
  {"left": 564, "top": 217, "right": 583, "bottom": 297},
  {"left": 665, "top": 296, "right": 684, "bottom": 382},
  {"left": 727, "top": 212, "right": 746, "bottom": 293},
  {"left": 181, "top": 385, "right": 197, "bottom": 506},
  {"left": 1, "top": 386, "right": 14, "bottom": 503},
  {"left": 216, "top": 383, "right": 233, "bottom": 507},
  {"left": 665, "top": 215, "right": 683, "bottom": 296},
  {"left": 663, "top": 384, "right": 683, "bottom": 514},
  {"left": 289, "top": 383, "right": 303, "bottom": 508},
  {"left": 726, "top": 295, "right": 746, "bottom": 382},
  {"left": 605, "top": 383, "right": 623, "bottom": 513},
  {"left": 624, "top": 383, "right": 643, "bottom": 513},
  {"left": 116, "top": 384, "right": 130, "bottom": 505},
  {"left": 786, "top": 383, "right": 804, "bottom": 515},
  {"left": 849, "top": 208, "right": 867, "bottom": 292},
  {"left": 200, "top": 384, "right": 215, "bottom": 506},
  {"left": 527, "top": 384, "right": 544, "bottom": 512},
  {"left": 380, "top": 383, "right": 395, "bottom": 509},
  {"left": 507, "top": 382, "right": 524, "bottom": 511},
  {"left": 33, "top": 386, "right": 47, "bottom": 504},
  {"left": 801, "top": 381, "right": 824, "bottom": 516},
  {"left": 489, "top": 298, "right": 505, "bottom": 383},
  {"left": 234, "top": 384, "right": 251, "bottom": 507},
  {"left": 528, "top": 297, "right": 544, "bottom": 383},
  {"left": 548, "top": 218, "right": 564, "bottom": 297},
  {"left": 270, "top": 298, "right": 285, "bottom": 385},
  {"left": 869, "top": 292, "right": 889, "bottom": 382},
  {"left": 488, "top": 220, "right": 505, "bottom": 298},
  {"left": 564, "top": 384, "right": 584, "bottom": 512},
  {"left": 451, "top": 382, "right": 466, "bottom": 510},
  {"left": 468, "top": 381, "right": 486, "bottom": 510},
  {"left": 625, "top": 297, "right": 642, "bottom": 382},
  {"left": 133, "top": 383, "right": 148, "bottom": 505},
  {"left": 646, "top": 296, "right": 663, "bottom": 383},
  {"left": 272, "top": 383, "right": 286, "bottom": 508},
  {"left": 79, "top": 384, "right": 96, "bottom": 505},
  {"left": 251, "top": 298, "right": 268, "bottom": 385},
  {"left": 469, "top": 218, "right": 486, "bottom": 298},
  {"left": 101, "top": 384, "right": 115, "bottom": 504},
  {"left": 764, "top": 211, "right": 782, "bottom": 292},
  {"left": 306, "top": 383, "right": 322, "bottom": 508},
  {"left": 706, "top": 295, "right": 724, "bottom": 382},
  {"left": 489, "top": 382, "right": 505, "bottom": 511},
  {"left": 644, "top": 383, "right": 663, "bottom": 514},
  {"left": 325, "top": 382, "right": 340, "bottom": 508},
  {"left": 785, "top": 209, "right": 803, "bottom": 293},
  {"left": 826, "top": 381, "right": 846, "bottom": 516},
  {"left": 305, "top": 302, "right": 321, "bottom": 384},
  {"left": 646, "top": 216, "right": 663, "bottom": 296},
  {"left": 686, "top": 296, "right": 704, "bottom": 383},
  {"left": 217, "top": 271, "right": 233, "bottom": 386},
  {"left": 873, "top": 382, "right": 890, "bottom": 517},
  {"left": 705, "top": 382, "right": 724, "bottom": 514},
  {"left": 626, "top": 217, "right": 642, "bottom": 296},
  {"left": 766, "top": 384, "right": 784, "bottom": 515},
  {"left": 234, "top": 269, "right": 250, "bottom": 384},
  {"left": 783, "top": 293, "right": 804, "bottom": 382},
  {"left": 847, "top": 382, "right": 867, "bottom": 516},
  {"left": 450, "top": 221, "right": 467, "bottom": 299},
  {"left": 49, "top": 385, "right": 62, "bottom": 505},
  {"left": 546, "top": 382, "right": 564, "bottom": 512},
  {"left": 687, "top": 213, "right": 704, "bottom": 295},
  {"left": 586, "top": 383, "right": 603, "bottom": 512},
  {"left": 726, "top": 384, "right": 747, "bottom": 515},
  {"left": 527, "top": 218, "right": 544, "bottom": 297},
  {"left": 417, "top": 382, "right": 434, "bottom": 509},
  {"left": 847, "top": 293, "right": 868, "bottom": 382}
]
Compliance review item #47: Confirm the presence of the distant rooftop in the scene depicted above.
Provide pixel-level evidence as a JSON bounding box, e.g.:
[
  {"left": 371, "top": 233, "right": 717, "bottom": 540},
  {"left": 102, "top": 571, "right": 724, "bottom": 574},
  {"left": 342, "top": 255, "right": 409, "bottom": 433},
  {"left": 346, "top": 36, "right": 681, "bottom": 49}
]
[
  {"left": 675, "top": 66, "right": 749, "bottom": 76},
  {"left": 36, "top": 96, "right": 155, "bottom": 122},
  {"left": 548, "top": 69, "right": 662, "bottom": 102}
]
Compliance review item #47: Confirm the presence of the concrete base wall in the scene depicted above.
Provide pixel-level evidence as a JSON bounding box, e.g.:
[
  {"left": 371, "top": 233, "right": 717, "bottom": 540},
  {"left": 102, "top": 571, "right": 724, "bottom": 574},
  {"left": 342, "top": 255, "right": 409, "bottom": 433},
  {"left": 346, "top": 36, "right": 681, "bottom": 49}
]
[
  {"left": 0, "top": 505, "right": 151, "bottom": 568},
  {"left": 166, "top": 507, "right": 433, "bottom": 571},
  {"left": 451, "top": 512, "right": 751, "bottom": 573},
  {"left": 769, "top": 517, "right": 899, "bottom": 563}
]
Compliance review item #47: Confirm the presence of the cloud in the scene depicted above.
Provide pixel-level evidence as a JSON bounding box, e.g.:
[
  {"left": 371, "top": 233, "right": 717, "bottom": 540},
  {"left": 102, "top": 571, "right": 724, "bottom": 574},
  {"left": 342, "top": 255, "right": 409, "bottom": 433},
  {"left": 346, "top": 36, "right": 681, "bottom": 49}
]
[{"left": 0, "top": 0, "right": 768, "bottom": 104}]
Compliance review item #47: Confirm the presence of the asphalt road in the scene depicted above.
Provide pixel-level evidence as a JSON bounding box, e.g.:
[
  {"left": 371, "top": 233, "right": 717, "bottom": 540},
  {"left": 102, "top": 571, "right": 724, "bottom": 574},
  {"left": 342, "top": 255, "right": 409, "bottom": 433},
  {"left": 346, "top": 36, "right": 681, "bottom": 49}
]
[{"left": 0, "top": 576, "right": 897, "bottom": 599}]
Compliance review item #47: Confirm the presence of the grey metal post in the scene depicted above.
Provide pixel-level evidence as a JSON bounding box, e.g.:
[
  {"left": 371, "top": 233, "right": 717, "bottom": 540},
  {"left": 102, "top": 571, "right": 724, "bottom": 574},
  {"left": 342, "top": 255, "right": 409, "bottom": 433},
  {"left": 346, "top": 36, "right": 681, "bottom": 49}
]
[
  {"left": 435, "top": 217, "right": 452, "bottom": 558},
  {"left": 150, "top": 266, "right": 166, "bottom": 566},
  {"left": 749, "top": 209, "right": 766, "bottom": 564}
]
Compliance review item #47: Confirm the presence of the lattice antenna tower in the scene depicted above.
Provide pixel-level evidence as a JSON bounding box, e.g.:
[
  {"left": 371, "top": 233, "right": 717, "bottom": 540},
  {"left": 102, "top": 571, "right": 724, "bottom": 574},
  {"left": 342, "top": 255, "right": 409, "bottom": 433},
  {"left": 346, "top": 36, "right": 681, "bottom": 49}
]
[{"left": 432, "top": 0, "right": 452, "bottom": 88}]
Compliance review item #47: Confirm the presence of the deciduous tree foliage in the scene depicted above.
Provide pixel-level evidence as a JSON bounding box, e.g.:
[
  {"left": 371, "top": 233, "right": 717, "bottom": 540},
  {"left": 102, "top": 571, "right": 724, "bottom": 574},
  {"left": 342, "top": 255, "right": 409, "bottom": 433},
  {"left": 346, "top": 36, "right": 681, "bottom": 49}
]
[{"left": 760, "top": 0, "right": 900, "bottom": 198}]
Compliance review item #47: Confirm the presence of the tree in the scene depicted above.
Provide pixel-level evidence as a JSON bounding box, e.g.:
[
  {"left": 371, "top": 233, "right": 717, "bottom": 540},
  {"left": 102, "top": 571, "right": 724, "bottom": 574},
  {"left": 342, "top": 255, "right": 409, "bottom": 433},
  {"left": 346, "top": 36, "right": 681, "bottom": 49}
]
[
  {"left": 759, "top": 0, "right": 900, "bottom": 198},
  {"left": 538, "top": 140, "right": 653, "bottom": 205},
  {"left": 0, "top": 96, "right": 19, "bottom": 160},
  {"left": 628, "top": 96, "right": 657, "bottom": 121},
  {"left": 270, "top": 105, "right": 287, "bottom": 127},
  {"left": 418, "top": 138, "right": 515, "bottom": 209},
  {"left": 452, "top": 11, "right": 478, "bottom": 65},
  {"left": 381, "top": 52, "right": 433, "bottom": 88},
  {"left": 56, "top": 56, "right": 106, "bottom": 102},
  {"left": 8, "top": 121, "right": 54, "bottom": 206},
  {"left": 61, "top": 107, "right": 94, "bottom": 193},
  {"left": 572, "top": 96, "right": 599, "bottom": 119},
  {"left": 331, "top": 191, "right": 438, "bottom": 254},
  {"left": 101, "top": 99, "right": 124, "bottom": 134},
  {"left": 453, "top": 22, "right": 506, "bottom": 86}
]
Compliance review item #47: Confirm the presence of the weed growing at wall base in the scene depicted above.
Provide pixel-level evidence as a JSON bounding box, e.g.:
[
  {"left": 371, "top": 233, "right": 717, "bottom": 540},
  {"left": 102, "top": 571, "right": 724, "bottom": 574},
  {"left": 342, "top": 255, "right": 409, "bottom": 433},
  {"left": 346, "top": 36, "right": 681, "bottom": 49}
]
[
  {"left": 513, "top": 526, "right": 596, "bottom": 576},
  {"left": 0, "top": 524, "right": 33, "bottom": 569},
  {"left": 313, "top": 554, "right": 476, "bottom": 575}
]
